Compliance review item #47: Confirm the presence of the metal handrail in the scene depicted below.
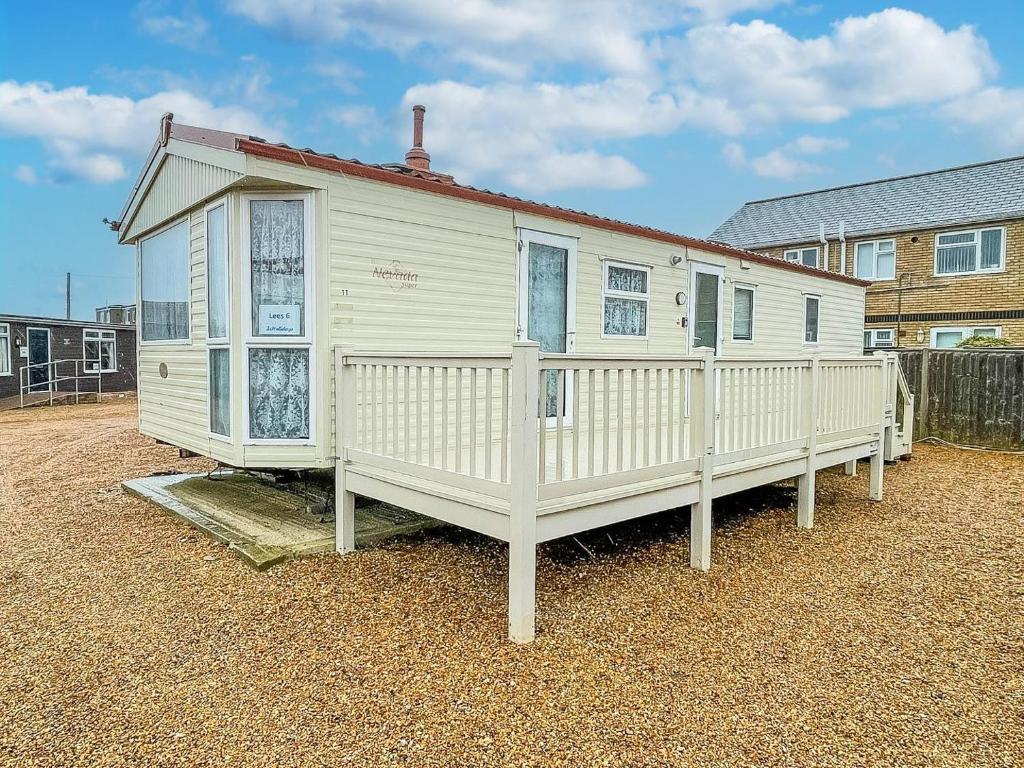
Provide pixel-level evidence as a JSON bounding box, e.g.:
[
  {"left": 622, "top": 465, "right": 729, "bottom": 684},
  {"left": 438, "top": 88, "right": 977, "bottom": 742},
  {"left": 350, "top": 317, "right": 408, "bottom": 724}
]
[{"left": 19, "top": 358, "right": 103, "bottom": 408}]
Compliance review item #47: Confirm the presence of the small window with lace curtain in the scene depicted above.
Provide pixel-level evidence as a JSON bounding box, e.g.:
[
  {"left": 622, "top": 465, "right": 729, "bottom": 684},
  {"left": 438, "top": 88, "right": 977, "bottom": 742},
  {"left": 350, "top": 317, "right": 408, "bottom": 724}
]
[
  {"left": 732, "top": 285, "right": 754, "bottom": 341},
  {"left": 602, "top": 261, "right": 650, "bottom": 338}
]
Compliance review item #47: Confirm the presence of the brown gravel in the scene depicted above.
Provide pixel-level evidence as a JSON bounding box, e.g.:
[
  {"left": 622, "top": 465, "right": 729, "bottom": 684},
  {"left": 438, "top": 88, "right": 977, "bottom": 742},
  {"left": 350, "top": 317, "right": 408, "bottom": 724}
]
[{"left": 1, "top": 401, "right": 1022, "bottom": 767}]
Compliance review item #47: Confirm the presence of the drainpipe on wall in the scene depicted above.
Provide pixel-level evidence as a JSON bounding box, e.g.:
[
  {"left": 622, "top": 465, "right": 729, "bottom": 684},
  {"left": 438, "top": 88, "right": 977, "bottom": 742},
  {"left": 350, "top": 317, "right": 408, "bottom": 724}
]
[
  {"left": 838, "top": 220, "right": 847, "bottom": 276},
  {"left": 818, "top": 222, "right": 829, "bottom": 271}
]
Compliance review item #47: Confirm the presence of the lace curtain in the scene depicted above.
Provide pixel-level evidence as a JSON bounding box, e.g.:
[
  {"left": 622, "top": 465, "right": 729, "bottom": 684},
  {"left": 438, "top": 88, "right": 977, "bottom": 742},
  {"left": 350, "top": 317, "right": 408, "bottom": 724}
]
[
  {"left": 250, "top": 200, "right": 305, "bottom": 336},
  {"left": 527, "top": 243, "right": 568, "bottom": 418},
  {"left": 248, "top": 348, "right": 309, "bottom": 439}
]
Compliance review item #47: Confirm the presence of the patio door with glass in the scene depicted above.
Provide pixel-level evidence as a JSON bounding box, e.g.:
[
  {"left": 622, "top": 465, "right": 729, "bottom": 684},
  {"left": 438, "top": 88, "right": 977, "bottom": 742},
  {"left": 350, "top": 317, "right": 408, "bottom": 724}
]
[
  {"left": 516, "top": 229, "right": 577, "bottom": 424},
  {"left": 27, "top": 327, "right": 51, "bottom": 392},
  {"left": 688, "top": 263, "right": 724, "bottom": 353}
]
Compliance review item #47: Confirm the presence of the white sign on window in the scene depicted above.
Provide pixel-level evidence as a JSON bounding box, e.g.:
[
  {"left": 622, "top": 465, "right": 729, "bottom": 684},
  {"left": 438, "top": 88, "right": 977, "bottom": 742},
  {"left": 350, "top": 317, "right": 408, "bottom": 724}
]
[{"left": 258, "top": 304, "right": 301, "bottom": 335}]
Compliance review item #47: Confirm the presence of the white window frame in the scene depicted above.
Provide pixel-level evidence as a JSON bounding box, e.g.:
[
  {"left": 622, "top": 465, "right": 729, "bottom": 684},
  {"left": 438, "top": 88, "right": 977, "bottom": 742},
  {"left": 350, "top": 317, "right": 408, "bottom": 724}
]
[
  {"left": 205, "top": 197, "right": 231, "bottom": 343},
  {"left": 207, "top": 347, "right": 232, "bottom": 442},
  {"left": 802, "top": 294, "right": 821, "bottom": 346},
  {"left": 0, "top": 323, "right": 10, "bottom": 376},
  {"left": 784, "top": 247, "right": 819, "bottom": 268},
  {"left": 601, "top": 260, "right": 650, "bottom": 340},
  {"left": 83, "top": 329, "right": 117, "bottom": 373},
  {"left": 929, "top": 326, "right": 1002, "bottom": 349},
  {"left": 138, "top": 215, "right": 192, "bottom": 346},
  {"left": 854, "top": 239, "right": 896, "bottom": 281},
  {"left": 864, "top": 328, "right": 895, "bottom": 348},
  {"left": 933, "top": 226, "right": 1006, "bottom": 277},
  {"left": 731, "top": 283, "right": 755, "bottom": 343},
  {"left": 240, "top": 191, "right": 316, "bottom": 446}
]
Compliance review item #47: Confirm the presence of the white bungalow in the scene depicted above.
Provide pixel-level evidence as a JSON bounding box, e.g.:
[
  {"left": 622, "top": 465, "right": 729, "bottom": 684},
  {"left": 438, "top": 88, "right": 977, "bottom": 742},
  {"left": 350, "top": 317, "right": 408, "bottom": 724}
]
[{"left": 115, "top": 110, "right": 913, "bottom": 642}]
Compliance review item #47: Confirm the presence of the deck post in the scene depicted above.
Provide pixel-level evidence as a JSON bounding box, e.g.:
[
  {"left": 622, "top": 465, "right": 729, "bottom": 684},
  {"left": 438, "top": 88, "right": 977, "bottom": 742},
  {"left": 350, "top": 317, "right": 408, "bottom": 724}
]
[
  {"left": 334, "top": 345, "right": 357, "bottom": 554},
  {"left": 508, "top": 341, "right": 540, "bottom": 643},
  {"left": 869, "top": 354, "right": 886, "bottom": 501},
  {"left": 844, "top": 460, "right": 857, "bottom": 476},
  {"left": 797, "top": 354, "right": 820, "bottom": 529},
  {"left": 690, "top": 347, "right": 715, "bottom": 571}
]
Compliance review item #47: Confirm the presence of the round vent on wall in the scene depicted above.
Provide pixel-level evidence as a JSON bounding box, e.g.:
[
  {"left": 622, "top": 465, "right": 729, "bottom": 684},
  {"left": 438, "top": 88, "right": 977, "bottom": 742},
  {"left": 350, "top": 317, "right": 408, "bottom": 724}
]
[{"left": 159, "top": 363, "right": 169, "bottom": 379}]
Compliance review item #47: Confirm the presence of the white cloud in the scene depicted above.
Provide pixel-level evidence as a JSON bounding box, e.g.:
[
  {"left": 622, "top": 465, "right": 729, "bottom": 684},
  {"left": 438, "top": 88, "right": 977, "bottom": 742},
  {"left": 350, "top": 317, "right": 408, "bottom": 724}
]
[
  {"left": 401, "top": 79, "right": 696, "bottom": 191},
  {"left": 0, "top": 80, "right": 274, "bottom": 183},
  {"left": 668, "top": 9, "right": 995, "bottom": 125},
  {"left": 311, "top": 61, "right": 364, "bottom": 94},
  {"left": 13, "top": 164, "right": 38, "bottom": 184},
  {"left": 228, "top": 0, "right": 788, "bottom": 78},
  {"left": 138, "top": 2, "right": 211, "bottom": 49},
  {"left": 724, "top": 135, "right": 847, "bottom": 179},
  {"left": 939, "top": 87, "right": 1024, "bottom": 151}
]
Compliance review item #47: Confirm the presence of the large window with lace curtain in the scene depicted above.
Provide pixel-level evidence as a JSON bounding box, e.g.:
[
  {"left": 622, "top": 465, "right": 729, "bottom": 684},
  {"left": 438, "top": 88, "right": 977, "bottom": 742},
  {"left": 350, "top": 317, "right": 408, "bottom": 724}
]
[
  {"left": 242, "top": 193, "right": 313, "bottom": 442},
  {"left": 602, "top": 261, "right": 650, "bottom": 338},
  {"left": 140, "top": 218, "right": 190, "bottom": 342}
]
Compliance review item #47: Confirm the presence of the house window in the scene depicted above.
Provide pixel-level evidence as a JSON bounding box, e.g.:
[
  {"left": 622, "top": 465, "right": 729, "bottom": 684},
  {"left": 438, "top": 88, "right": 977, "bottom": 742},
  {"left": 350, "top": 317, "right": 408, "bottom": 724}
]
[
  {"left": 206, "top": 201, "right": 229, "bottom": 341},
  {"left": 855, "top": 240, "right": 896, "bottom": 281},
  {"left": 784, "top": 247, "right": 819, "bottom": 268},
  {"left": 140, "top": 218, "right": 190, "bottom": 342},
  {"left": 732, "top": 285, "right": 754, "bottom": 341},
  {"left": 0, "top": 323, "right": 9, "bottom": 376},
  {"left": 803, "top": 295, "right": 820, "bottom": 344},
  {"left": 864, "top": 328, "right": 895, "bottom": 348},
  {"left": 243, "top": 194, "right": 313, "bottom": 442},
  {"left": 83, "top": 330, "right": 117, "bottom": 373},
  {"left": 248, "top": 348, "right": 309, "bottom": 440},
  {"left": 930, "top": 326, "right": 1001, "bottom": 349},
  {"left": 209, "top": 348, "right": 230, "bottom": 437},
  {"left": 935, "top": 227, "right": 1005, "bottom": 276},
  {"left": 602, "top": 261, "right": 649, "bottom": 337}
]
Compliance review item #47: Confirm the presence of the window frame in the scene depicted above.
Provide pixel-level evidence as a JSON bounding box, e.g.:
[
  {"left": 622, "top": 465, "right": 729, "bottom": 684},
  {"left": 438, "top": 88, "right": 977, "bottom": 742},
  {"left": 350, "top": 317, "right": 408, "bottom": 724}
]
[
  {"left": 783, "top": 247, "right": 819, "bottom": 269},
  {"left": 83, "top": 329, "right": 117, "bottom": 373},
  {"left": 854, "top": 239, "right": 896, "bottom": 281},
  {"left": 731, "top": 283, "right": 755, "bottom": 343},
  {"left": 929, "top": 325, "right": 1002, "bottom": 348},
  {"left": 240, "top": 191, "right": 316, "bottom": 446},
  {"left": 802, "top": 293, "right": 821, "bottom": 346},
  {"left": 138, "top": 214, "right": 192, "bottom": 346},
  {"left": 207, "top": 347, "right": 232, "bottom": 442},
  {"left": 205, "top": 197, "right": 231, "bottom": 344},
  {"left": 601, "top": 259, "right": 651, "bottom": 340},
  {"left": 0, "top": 323, "right": 10, "bottom": 377},
  {"left": 864, "top": 328, "right": 895, "bottom": 348},
  {"left": 933, "top": 226, "right": 1006, "bottom": 277}
]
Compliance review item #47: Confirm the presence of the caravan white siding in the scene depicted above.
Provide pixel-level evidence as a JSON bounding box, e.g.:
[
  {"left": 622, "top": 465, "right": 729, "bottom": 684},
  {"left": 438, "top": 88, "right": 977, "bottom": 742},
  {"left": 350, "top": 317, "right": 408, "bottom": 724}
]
[{"left": 129, "top": 151, "right": 865, "bottom": 470}]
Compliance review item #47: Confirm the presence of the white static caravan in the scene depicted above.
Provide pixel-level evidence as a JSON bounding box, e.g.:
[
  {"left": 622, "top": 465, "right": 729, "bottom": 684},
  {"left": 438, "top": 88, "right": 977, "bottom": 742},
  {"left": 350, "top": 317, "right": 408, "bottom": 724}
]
[{"left": 116, "top": 111, "right": 914, "bottom": 642}]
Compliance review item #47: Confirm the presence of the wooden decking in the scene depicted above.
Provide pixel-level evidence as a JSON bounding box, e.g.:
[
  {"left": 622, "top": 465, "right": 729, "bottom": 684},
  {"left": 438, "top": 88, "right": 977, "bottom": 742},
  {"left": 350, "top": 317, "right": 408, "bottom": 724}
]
[{"left": 333, "top": 344, "right": 914, "bottom": 642}]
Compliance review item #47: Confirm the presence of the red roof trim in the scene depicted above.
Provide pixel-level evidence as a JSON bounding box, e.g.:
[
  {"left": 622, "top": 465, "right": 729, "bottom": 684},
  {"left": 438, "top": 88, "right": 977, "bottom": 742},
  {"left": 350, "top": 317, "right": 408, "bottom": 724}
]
[{"left": 237, "top": 139, "right": 870, "bottom": 288}]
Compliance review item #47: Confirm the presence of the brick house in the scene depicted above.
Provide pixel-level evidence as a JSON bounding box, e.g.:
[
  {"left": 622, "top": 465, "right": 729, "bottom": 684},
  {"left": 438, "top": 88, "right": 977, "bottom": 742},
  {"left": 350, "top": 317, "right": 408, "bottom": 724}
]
[
  {"left": 711, "top": 156, "right": 1024, "bottom": 348},
  {"left": 0, "top": 314, "right": 137, "bottom": 402}
]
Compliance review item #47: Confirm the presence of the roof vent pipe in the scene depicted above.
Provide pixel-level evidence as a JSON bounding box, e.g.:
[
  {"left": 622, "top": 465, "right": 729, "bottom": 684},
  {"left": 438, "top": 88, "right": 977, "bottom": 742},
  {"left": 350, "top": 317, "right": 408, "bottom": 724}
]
[{"left": 404, "top": 105, "right": 431, "bottom": 171}]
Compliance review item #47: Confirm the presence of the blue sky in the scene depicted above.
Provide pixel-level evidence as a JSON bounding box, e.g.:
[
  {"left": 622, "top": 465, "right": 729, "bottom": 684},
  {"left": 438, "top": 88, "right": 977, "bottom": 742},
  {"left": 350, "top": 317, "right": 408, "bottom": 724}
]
[{"left": 2, "top": 0, "right": 1023, "bottom": 319}]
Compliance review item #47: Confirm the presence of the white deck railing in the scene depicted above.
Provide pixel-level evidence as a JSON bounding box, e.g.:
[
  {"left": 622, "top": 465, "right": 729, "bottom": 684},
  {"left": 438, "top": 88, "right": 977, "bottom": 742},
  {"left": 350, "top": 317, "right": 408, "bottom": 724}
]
[
  {"left": 336, "top": 346, "right": 899, "bottom": 504},
  {"left": 335, "top": 344, "right": 908, "bottom": 642}
]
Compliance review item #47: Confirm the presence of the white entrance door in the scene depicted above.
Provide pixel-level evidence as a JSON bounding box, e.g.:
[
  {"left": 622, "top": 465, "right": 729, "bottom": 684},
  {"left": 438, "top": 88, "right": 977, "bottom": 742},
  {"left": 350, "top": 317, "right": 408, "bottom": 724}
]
[
  {"left": 688, "top": 263, "right": 724, "bottom": 354},
  {"left": 516, "top": 229, "right": 577, "bottom": 425}
]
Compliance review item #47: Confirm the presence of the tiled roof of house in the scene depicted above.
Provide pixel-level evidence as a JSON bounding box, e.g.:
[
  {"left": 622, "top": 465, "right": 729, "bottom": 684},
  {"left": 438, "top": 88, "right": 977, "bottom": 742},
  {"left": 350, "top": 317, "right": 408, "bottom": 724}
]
[{"left": 711, "top": 155, "right": 1024, "bottom": 249}]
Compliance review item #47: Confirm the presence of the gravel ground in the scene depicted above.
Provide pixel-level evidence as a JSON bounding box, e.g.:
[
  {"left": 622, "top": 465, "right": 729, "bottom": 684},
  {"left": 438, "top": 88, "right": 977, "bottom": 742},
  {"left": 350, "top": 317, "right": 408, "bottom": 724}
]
[{"left": 1, "top": 402, "right": 1021, "bottom": 767}]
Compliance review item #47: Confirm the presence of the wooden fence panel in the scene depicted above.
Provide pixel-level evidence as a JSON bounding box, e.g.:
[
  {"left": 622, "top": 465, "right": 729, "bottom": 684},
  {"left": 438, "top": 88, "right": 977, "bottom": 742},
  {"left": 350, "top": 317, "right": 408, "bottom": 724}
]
[{"left": 896, "top": 349, "right": 1024, "bottom": 449}]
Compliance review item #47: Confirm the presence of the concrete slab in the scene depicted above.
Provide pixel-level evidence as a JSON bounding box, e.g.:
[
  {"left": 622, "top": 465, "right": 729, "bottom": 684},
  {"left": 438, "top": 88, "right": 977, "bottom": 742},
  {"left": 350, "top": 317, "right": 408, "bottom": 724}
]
[{"left": 123, "top": 472, "right": 440, "bottom": 570}]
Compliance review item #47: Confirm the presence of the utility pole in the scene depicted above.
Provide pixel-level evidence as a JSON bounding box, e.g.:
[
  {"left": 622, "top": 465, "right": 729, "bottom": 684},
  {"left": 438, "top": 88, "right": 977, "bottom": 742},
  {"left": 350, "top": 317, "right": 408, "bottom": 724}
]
[{"left": 66, "top": 272, "right": 71, "bottom": 319}]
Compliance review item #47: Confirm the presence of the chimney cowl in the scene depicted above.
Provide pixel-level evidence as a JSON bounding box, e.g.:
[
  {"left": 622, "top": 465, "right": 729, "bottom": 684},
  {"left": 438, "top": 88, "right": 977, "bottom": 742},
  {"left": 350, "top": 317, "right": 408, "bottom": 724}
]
[{"left": 405, "top": 105, "right": 431, "bottom": 171}]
